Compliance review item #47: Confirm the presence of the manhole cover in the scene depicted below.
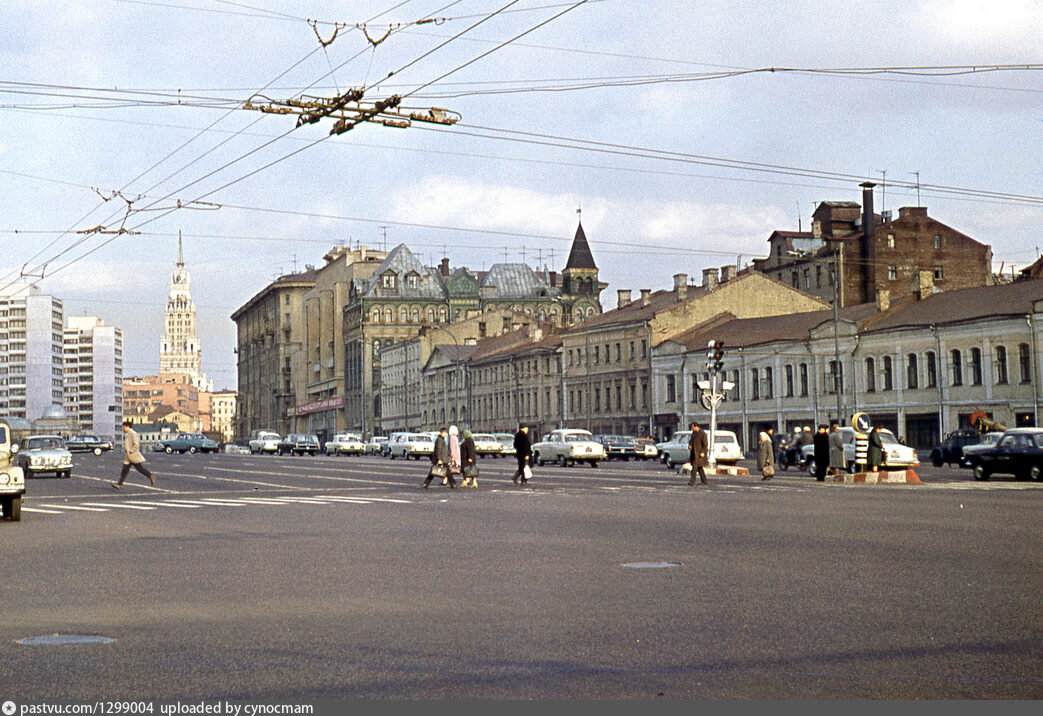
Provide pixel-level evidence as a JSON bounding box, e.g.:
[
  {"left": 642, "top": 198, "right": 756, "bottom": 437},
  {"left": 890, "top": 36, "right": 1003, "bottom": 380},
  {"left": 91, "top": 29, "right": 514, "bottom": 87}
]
[
  {"left": 17, "top": 634, "right": 115, "bottom": 646},
  {"left": 621, "top": 561, "right": 683, "bottom": 569}
]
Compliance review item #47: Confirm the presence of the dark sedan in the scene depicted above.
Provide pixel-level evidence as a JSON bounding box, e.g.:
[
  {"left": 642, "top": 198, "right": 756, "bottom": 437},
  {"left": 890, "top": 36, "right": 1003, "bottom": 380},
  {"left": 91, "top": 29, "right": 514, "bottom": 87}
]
[
  {"left": 968, "top": 428, "right": 1043, "bottom": 481},
  {"left": 65, "top": 434, "right": 113, "bottom": 455}
]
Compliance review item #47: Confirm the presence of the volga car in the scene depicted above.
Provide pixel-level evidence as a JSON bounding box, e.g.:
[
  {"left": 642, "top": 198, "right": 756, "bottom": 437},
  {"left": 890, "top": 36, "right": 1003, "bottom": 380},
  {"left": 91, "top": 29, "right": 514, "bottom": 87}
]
[
  {"left": 472, "top": 433, "right": 505, "bottom": 458},
  {"left": 276, "top": 433, "right": 321, "bottom": 456},
  {"left": 492, "top": 433, "right": 517, "bottom": 457},
  {"left": 0, "top": 421, "right": 25, "bottom": 521},
  {"left": 16, "top": 435, "right": 73, "bottom": 479},
  {"left": 958, "top": 432, "right": 1004, "bottom": 468},
  {"left": 324, "top": 433, "right": 365, "bottom": 456},
  {"left": 161, "top": 432, "right": 219, "bottom": 454},
  {"left": 387, "top": 432, "right": 434, "bottom": 459},
  {"left": 531, "top": 429, "right": 606, "bottom": 467},
  {"left": 656, "top": 430, "right": 743, "bottom": 467},
  {"left": 248, "top": 430, "right": 281, "bottom": 454},
  {"left": 65, "top": 434, "right": 113, "bottom": 455},
  {"left": 365, "top": 436, "right": 388, "bottom": 455},
  {"left": 801, "top": 426, "right": 919, "bottom": 473}
]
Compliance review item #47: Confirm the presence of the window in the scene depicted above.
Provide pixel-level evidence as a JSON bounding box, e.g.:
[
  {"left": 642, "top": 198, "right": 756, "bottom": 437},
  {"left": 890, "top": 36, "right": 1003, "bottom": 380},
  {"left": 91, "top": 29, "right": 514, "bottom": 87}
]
[
  {"left": 907, "top": 353, "right": 918, "bottom": 389},
  {"left": 615, "top": 343, "right": 621, "bottom": 362},
  {"left": 803, "top": 269, "right": 810, "bottom": 289},
  {"left": 665, "top": 374, "right": 676, "bottom": 403},
  {"left": 996, "top": 345, "right": 1008, "bottom": 384},
  {"left": 381, "top": 273, "right": 396, "bottom": 289},
  {"left": 1019, "top": 343, "right": 1031, "bottom": 383},
  {"left": 934, "top": 234, "right": 942, "bottom": 250},
  {"left": 866, "top": 357, "right": 876, "bottom": 392},
  {"left": 763, "top": 366, "right": 773, "bottom": 399},
  {"left": 791, "top": 272, "right": 799, "bottom": 288},
  {"left": 799, "top": 363, "right": 808, "bottom": 396},
  {"left": 815, "top": 265, "right": 822, "bottom": 288},
  {"left": 934, "top": 265, "right": 944, "bottom": 280},
  {"left": 629, "top": 341, "right": 635, "bottom": 360},
  {"left": 593, "top": 346, "right": 599, "bottom": 364},
  {"left": 970, "top": 348, "right": 983, "bottom": 386},
  {"left": 406, "top": 273, "right": 418, "bottom": 289},
  {"left": 784, "top": 364, "right": 794, "bottom": 397},
  {"left": 926, "top": 351, "right": 937, "bottom": 388},
  {"left": 883, "top": 356, "right": 893, "bottom": 391},
  {"left": 888, "top": 265, "right": 897, "bottom": 281},
  {"left": 750, "top": 368, "right": 760, "bottom": 400},
  {"left": 828, "top": 360, "right": 843, "bottom": 394},
  {"left": 887, "top": 233, "right": 895, "bottom": 249},
  {"left": 951, "top": 349, "right": 963, "bottom": 386}
]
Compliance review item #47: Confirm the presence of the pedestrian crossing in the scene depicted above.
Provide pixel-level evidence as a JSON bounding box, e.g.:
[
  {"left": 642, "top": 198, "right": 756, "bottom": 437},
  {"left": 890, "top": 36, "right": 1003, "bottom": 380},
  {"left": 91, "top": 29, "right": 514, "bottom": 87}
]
[{"left": 20, "top": 493, "right": 415, "bottom": 515}]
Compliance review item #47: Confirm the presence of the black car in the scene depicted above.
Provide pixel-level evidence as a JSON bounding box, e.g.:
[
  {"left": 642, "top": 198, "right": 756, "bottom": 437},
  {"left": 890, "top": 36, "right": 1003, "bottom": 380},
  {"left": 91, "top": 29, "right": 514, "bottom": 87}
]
[
  {"left": 930, "top": 427, "right": 985, "bottom": 467},
  {"left": 277, "top": 433, "right": 321, "bottom": 456},
  {"left": 969, "top": 428, "right": 1043, "bottom": 481},
  {"left": 65, "top": 434, "right": 113, "bottom": 455},
  {"left": 594, "top": 435, "right": 637, "bottom": 460}
]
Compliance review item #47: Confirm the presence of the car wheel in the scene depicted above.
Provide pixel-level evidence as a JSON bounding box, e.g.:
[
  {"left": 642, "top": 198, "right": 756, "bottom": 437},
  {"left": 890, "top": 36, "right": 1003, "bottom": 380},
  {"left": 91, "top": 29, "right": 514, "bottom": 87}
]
[
  {"left": 590, "top": 461, "right": 598, "bottom": 468},
  {"left": 930, "top": 451, "right": 943, "bottom": 468},
  {"left": 665, "top": 455, "right": 674, "bottom": 468},
  {"left": 559, "top": 455, "right": 568, "bottom": 467},
  {"left": 533, "top": 452, "right": 541, "bottom": 466},
  {"left": 806, "top": 459, "right": 816, "bottom": 476},
  {"left": 165, "top": 446, "right": 173, "bottom": 454},
  {"left": 189, "top": 446, "right": 198, "bottom": 454},
  {"left": 1031, "top": 464, "right": 1043, "bottom": 482},
  {"left": 62, "top": 470, "right": 72, "bottom": 479},
  {"left": 2, "top": 496, "right": 20, "bottom": 521},
  {"left": 973, "top": 463, "right": 990, "bottom": 481},
  {"left": 93, "top": 447, "right": 103, "bottom": 456}
]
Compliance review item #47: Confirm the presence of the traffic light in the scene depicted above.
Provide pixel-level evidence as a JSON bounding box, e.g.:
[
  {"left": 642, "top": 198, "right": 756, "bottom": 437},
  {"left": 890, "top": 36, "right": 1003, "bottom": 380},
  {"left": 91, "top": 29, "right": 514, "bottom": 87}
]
[
  {"left": 705, "top": 340, "right": 716, "bottom": 371},
  {"left": 712, "top": 341, "right": 725, "bottom": 372}
]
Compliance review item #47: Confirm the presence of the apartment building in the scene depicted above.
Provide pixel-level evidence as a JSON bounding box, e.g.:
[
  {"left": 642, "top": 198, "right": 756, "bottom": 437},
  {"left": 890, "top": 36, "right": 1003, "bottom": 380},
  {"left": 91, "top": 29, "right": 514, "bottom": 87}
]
[
  {"left": 0, "top": 281, "right": 64, "bottom": 422},
  {"left": 63, "top": 316, "right": 123, "bottom": 441}
]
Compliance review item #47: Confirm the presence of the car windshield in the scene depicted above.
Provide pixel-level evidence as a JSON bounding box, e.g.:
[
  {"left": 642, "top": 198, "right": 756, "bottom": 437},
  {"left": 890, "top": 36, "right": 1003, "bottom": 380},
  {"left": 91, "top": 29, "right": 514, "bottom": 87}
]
[
  {"left": 879, "top": 432, "right": 899, "bottom": 445},
  {"left": 29, "top": 438, "right": 63, "bottom": 449}
]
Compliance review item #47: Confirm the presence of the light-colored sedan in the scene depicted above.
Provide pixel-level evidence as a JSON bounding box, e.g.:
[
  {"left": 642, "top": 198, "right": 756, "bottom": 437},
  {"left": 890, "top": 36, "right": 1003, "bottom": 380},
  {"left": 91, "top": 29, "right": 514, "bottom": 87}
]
[
  {"left": 16, "top": 435, "right": 73, "bottom": 479},
  {"left": 324, "top": 433, "right": 365, "bottom": 456},
  {"left": 365, "top": 436, "right": 388, "bottom": 455},
  {"left": 387, "top": 432, "right": 435, "bottom": 460},
  {"left": 248, "top": 431, "right": 281, "bottom": 454},
  {"left": 472, "top": 433, "right": 505, "bottom": 458},
  {"left": 531, "top": 429, "right": 606, "bottom": 467},
  {"left": 656, "top": 430, "right": 742, "bottom": 467}
]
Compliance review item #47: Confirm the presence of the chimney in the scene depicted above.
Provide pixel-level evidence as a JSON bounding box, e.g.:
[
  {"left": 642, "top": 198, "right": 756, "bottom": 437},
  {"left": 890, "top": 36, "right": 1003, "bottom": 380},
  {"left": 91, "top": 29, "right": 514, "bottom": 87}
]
[
  {"left": 913, "top": 269, "right": 934, "bottom": 299},
  {"left": 548, "top": 271, "right": 558, "bottom": 287},
  {"left": 617, "top": 289, "right": 632, "bottom": 309},
  {"left": 673, "top": 273, "right": 688, "bottom": 302},
  {"left": 876, "top": 289, "right": 890, "bottom": 312},
  {"left": 702, "top": 267, "right": 719, "bottom": 291},
  {"left": 720, "top": 265, "right": 737, "bottom": 283},
  {"left": 439, "top": 257, "right": 450, "bottom": 277},
  {"left": 640, "top": 289, "right": 651, "bottom": 306},
  {"left": 860, "top": 182, "right": 876, "bottom": 303}
]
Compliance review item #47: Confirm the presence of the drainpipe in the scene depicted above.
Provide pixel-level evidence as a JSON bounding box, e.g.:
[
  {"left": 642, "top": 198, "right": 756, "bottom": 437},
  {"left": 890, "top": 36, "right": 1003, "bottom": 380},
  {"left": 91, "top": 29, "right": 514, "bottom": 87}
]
[
  {"left": 1029, "top": 315, "right": 1039, "bottom": 426},
  {"left": 932, "top": 325, "right": 944, "bottom": 441}
]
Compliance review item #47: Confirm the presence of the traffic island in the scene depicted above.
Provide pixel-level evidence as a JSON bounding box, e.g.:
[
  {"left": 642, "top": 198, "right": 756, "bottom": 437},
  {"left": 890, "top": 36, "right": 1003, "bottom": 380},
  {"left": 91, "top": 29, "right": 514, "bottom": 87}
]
[
  {"left": 678, "top": 464, "right": 751, "bottom": 477},
  {"left": 831, "top": 469, "right": 921, "bottom": 484}
]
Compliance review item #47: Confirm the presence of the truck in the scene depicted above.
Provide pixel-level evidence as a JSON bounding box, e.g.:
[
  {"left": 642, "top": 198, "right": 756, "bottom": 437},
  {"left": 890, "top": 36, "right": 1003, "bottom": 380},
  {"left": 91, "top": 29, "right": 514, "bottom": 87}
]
[{"left": 0, "top": 420, "right": 26, "bottom": 521}]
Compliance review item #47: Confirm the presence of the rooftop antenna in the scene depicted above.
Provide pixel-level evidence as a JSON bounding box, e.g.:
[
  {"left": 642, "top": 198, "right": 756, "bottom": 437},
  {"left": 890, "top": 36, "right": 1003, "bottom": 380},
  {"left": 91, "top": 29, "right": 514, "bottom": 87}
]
[
  {"left": 910, "top": 171, "right": 921, "bottom": 206},
  {"left": 796, "top": 200, "right": 801, "bottom": 232},
  {"left": 291, "top": 254, "right": 298, "bottom": 273},
  {"left": 379, "top": 225, "right": 387, "bottom": 252},
  {"left": 877, "top": 169, "right": 887, "bottom": 214}
]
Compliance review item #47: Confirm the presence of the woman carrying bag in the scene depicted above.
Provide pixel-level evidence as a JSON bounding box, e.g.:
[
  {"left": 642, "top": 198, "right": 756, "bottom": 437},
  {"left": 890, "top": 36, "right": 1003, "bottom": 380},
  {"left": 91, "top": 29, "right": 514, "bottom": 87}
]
[
  {"left": 758, "top": 430, "right": 775, "bottom": 481},
  {"left": 423, "top": 427, "right": 455, "bottom": 489},
  {"left": 460, "top": 429, "right": 478, "bottom": 488}
]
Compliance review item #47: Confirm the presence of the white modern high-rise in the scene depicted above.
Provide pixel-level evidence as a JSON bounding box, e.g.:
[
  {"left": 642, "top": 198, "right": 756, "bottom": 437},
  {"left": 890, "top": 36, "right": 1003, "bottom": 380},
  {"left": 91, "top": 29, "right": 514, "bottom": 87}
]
[
  {"left": 160, "top": 236, "right": 210, "bottom": 390},
  {"left": 0, "top": 281, "right": 64, "bottom": 422},
  {"left": 64, "top": 316, "right": 124, "bottom": 440}
]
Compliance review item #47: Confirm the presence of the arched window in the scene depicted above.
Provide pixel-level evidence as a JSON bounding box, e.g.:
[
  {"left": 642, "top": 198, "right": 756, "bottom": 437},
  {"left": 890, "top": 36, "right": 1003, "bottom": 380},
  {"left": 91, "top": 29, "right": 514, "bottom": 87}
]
[
  {"left": 926, "top": 351, "right": 937, "bottom": 388},
  {"left": 995, "top": 345, "right": 1008, "bottom": 384},
  {"left": 371, "top": 308, "right": 380, "bottom": 323},
  {"left": 439, "top": 308, "right": 447, "bottom": 322},
  {"left": 907, "top": 353, "right": 918, "bottom": 389},
  {"left": 412, "top": 308, "right": 420, "bottom": 323},
  {"left": 951, "top": 349, "right": 963, "bottom": 386},
  {"left": 883, "top": 356, "right": 893, "bottom": 391},
  {"left": 865, "top": 357, "right": 876, "bottom": 392},
  {"left": 399, "top": 307, "right": 407, "bottom": 323},
  {"left": 970, "top": 347, "right": 983, "bottom": 385},
  {"left": 1019, "top": 343, "right": 1031, "bottom": 383},
  {"left": 799, "top": 363, "right": 808, "bottom": 396},
  {"left": 384, "top": 308, "right": 393, "bottom": 323}
]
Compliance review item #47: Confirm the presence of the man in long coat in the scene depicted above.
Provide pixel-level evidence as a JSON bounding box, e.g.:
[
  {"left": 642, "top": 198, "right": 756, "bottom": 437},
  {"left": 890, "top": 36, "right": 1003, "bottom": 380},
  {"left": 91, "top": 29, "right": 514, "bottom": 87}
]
[
  {"left": 813, "top": 424, "right": 831, "bottom": 481},
  {"left": 828, "top": 424, "right": 846, "bottom": 475},
  {"left": 112, "top": 420, "right": 155, "bottom": 489},
  {"left": 687, "top": 422, "right": 709, "bottom": 486},
  {"left": 424, "top": 427, "right": 455, "bottom": 489},
  {"left": 512, "top": 426, "right": 532, "bottom": 484}
]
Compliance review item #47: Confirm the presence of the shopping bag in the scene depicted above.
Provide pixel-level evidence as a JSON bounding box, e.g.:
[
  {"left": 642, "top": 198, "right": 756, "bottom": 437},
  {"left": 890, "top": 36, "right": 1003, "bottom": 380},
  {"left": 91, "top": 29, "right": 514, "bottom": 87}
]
[
  {"left": 429, "top": 463, "right": 448, "bottom": 478},
  {"left": 522, "top": 464, "right": 533, "bottom": 480}
]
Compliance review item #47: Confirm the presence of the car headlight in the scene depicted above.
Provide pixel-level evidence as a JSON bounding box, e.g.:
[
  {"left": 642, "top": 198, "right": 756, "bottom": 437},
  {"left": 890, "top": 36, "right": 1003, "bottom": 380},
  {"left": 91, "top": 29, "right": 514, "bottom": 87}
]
[{"left": 0, "top": 473, "right": 9, "bottom": 485}]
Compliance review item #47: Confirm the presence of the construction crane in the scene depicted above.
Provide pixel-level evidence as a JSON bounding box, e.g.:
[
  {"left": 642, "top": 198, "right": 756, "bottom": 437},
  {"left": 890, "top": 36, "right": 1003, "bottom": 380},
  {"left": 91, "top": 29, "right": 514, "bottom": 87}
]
[{"left": 970, "top": 410, "right": 1009, "bottom": 434}]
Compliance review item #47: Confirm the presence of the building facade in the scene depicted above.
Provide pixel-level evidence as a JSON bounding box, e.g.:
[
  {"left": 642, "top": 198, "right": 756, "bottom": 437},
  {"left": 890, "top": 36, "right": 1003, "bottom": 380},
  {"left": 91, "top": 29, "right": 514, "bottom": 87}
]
[
  {"left": 0, "top": 281, "right": 65, "bottom": 422},
  {"left": 123, "top": 373, "right": 201, "bottom": 430},
  {"left": 160, "top": 237, "right": 210, "bottom": 390},
  {"left": 64, "top": 316, "right": 124, "bottom": 441}
]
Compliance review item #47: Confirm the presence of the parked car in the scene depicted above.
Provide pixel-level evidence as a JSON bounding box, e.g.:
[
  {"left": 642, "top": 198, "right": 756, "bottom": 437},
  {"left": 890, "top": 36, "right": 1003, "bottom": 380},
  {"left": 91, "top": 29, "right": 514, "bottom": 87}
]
[
  {"left": 248, "top": 430, "right": 281, "bottom": 454},
  {"left": 531, "top": 429, "right": 606, "bottom": 467},
  {"left": 382, "top": 432, "right": 409, "bottom": 457},
  {"left": 966, "top": 428, "right": 1043, "bottom": 481},
  {"left": 365, "top": 436, "right": 388, "bottom": 455},
  {"left": 324, "top": 433, "right": 365, "bottom": 456},
  {"left": 656, "top": 430, "right": 742, "bottom": 468},
  {"left": 276, "top": 434, "right": 321, "bottom": 456},
  {"left": 492, "top": 433, "right": 517, "bottom": 456},
  {"left": 930, "top": 427, "right": 990, "bottom": 467},
  {"left": 632, "top": 437, "right": 658, "bottom": 461},
  {"left": 0, "top": 420, "right": 26, "bottom": 520},
  {"left": 161, "top": 432, "right": 219, "bottom": 454},
  {"left": 16, "top": 435, "right": 73, "bottom": 478},
  {"left": 958, "top": 432, "right": 1005, "bottom": 468},
  {"left": 65, "top": 434, "right": 113, "bottom": 456},
  {"left": 595, "top": 434, "right": 638, "bottom": 460},
  {"left": 387, "top": 432, "right": 434, "bottom": 459},
  {"left": 800, "top": 426, "right": 918, "bottom": 474},
  {"left": 472, "top": 433, "right": 505, "bottom": 458}
]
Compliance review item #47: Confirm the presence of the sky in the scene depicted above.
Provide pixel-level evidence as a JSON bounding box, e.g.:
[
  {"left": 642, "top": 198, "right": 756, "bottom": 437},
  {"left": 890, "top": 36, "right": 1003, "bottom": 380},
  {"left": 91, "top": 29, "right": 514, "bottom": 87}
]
[{"left": 1, "top": 0, "right": 1041, "bottom": 392}]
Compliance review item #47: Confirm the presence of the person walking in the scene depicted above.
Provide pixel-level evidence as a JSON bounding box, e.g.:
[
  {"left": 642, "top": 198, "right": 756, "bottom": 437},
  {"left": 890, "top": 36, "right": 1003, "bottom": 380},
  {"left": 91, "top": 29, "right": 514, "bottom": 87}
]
[
  {"left": 813, "top": 424, "right": 830, "bottom": 481},
  {"left": 460, "top": 429, "right": 478, "bottom": 488},
  {"left": 424, "top": 427, "right": 455, "bottom": 489},
  {"left": 112, "top": 420, "right": 155, "bottom": 490},
  {"left": 512, "top": 425, "right": 532, "bottom": 484},
  {"left": 828, "top": 423, "right": 845, "bottom": 476},
  {"left": 447, "top": 425, "right": 461, "bottom": 484},
  {"left": 757, "top": 430, "right": 775, "bottom": 481},
  {"left": 867, "top": 425, "right": 884, "bottom": 473},
  {"left": 687, "top": 422, "right": 709, "bottom": 486}
]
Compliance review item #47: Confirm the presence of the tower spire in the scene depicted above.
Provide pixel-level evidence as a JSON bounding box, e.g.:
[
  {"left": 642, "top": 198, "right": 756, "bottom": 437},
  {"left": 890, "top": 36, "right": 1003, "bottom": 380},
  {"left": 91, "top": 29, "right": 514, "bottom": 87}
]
[{"left": 178, "top": 231, "right": 184, "bottom": 265}]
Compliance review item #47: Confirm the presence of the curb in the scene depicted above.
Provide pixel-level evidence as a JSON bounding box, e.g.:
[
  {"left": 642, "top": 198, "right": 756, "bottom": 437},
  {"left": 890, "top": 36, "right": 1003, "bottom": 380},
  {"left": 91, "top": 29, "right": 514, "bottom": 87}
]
[
  {"left": 832, "top": 469, "right": 921, "bottom": 484},
  {"left": 678, "top": 465, "right": 751, "bottom": 477}
]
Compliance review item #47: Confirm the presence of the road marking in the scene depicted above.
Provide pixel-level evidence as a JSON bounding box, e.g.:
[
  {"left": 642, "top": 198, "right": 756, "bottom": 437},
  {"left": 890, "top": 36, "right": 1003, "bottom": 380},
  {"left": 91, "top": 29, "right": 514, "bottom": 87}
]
[
  {"left": 20, "top": 493, "right": 416, "bottom": 517},
  {"left": 21, "top": 506, "right": 64, "bottom": 514},
  {"left": 81, "top": 502, "right": 156, "bottom": 510},
  {"left": 124, "top": 500, "right": 202, "bottom": 509},
  {"left": 38, "top": 504, "right": 109, "bottom": 512}
]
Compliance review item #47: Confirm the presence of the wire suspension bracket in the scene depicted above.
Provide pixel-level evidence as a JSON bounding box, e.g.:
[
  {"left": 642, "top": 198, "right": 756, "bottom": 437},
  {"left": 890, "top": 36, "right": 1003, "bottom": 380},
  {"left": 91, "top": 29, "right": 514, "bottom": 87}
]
[{"left": 243, "top": 88, "right": 460, "bottom": 134}]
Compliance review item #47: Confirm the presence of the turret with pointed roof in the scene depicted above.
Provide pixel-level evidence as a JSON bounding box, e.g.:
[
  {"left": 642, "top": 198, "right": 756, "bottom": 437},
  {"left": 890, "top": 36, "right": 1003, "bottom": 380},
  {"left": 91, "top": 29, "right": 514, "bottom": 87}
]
[{"left": 560, "top": 220, "right": 605, "bottom": 324}]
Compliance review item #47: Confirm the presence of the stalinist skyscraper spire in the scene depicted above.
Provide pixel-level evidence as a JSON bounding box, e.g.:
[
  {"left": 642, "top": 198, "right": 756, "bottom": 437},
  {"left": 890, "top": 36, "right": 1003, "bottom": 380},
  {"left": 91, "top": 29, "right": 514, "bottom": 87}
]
[{"left": 160, "top": 233, "right": 209, "bottom": 389}]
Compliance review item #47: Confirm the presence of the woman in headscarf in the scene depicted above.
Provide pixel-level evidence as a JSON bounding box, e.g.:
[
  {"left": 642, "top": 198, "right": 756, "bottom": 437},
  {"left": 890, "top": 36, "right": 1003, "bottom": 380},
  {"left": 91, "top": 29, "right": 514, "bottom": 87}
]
[
  {"left": 757, "top": 430, "right": 775, "bottom": 481},
  {"left": 460, "top": 429, "right": 478, "bottom": 487},
  {"left": 448, "top": 425, "right": 461, "bottom": 484}
]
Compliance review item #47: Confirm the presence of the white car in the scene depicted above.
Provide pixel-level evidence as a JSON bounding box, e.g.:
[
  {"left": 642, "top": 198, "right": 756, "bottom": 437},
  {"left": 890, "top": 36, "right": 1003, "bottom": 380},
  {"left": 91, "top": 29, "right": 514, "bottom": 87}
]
[
  {"left": 16, "top": 435, "right": 73, "bottom": 479},
  {"left": 492, "top": 433, "right": 517, "bottom": 456},
  {"left": 248, "top": 430, "right": 281, "bottom": 455},
  {"left": 531, "top": 428, "right": 606, "bottom": 467},
  {"left": 324, "top": 433, "right": 365, "bottom": 456},
  {"left": 365, "top": 436, "right": 388, "bottom": 455},
  {"left": 656, "top": 430, "right": 742, "bottom": 467},
  {"left": 472, "top": 433, "right": 505, "bottom": 458},
  {"left": 801, "top": 426, "right": 919, "bottom": 473},
  {"left": 387, "top": 432, "right": 435, "bottom": 460}
]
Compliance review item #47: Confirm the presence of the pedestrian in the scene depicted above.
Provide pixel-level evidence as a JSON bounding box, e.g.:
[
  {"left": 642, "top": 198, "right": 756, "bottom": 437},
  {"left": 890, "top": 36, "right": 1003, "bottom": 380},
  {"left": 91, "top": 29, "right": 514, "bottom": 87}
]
[
  {"left": 447, "top": 425, "right": 461, "bottom": 484},
  {"left": 423, "top": 427, "right": 455, "bottom": 489},
  {"left": 757, "top": 430, "right": 774, "bottom": 481},
  {"left": 687, "top": 422, "right": 709, "bottom": 486},
  {"left": 828, "top": 423, "right": 845, "bottom": 476},
  {"left": 813, "top": 424, "right": 830, "bottom": 481},
  {"left": 111, "top": 420, "right": 155, "bottom": 490},
  {"left": 460, "top": 429, "right": 478, "bottom": 488},
  {"left": 512, "top": 425, "right": 532, "bottom": 484},
  {"left": 867, "top": 425, "right": 884, "bottom": 473}
]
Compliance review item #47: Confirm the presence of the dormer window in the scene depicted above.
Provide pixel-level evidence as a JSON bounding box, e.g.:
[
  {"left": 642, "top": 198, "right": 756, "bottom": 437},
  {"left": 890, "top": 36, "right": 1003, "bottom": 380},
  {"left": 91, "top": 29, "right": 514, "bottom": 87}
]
[
  {"left": 381, "top": 273, "right": 397, "bottom": 290},
  {"left": 406, "top": 272, "right": 419, "bottom": 289}
]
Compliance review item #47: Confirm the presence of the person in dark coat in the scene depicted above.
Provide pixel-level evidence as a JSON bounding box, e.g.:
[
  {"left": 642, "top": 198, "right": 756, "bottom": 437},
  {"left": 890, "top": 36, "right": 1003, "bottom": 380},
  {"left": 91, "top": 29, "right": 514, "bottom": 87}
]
[
  {"left": 687, "top": 422, "right": 709, "bottom": 486},
  {"left": 757, "top": 431, "right": 774, "bottom": 481},
  {"left": 424, "top": 427, "right": 455, "bottom": 489},
  {"left": 828, "top": 423, "right": 846, "bottom": 475},
  {"left": 460, "top": 429, "right": 478, "bottom": 488},
  {"left": 867, "top": 425, "right": 884, "bottom": 473},
  {"left": 813, "top": 424, "right": 830, "bottom": 481},
  {"left": 512, "top": 425, "right": 532, "bottom": 484}
]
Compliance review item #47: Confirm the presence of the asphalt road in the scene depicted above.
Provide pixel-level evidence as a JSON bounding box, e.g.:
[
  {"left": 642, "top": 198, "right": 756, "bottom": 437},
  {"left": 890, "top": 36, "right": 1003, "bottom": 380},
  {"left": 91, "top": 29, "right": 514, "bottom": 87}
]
[{"left": 1, "top": 452, "right": 1040, "bottom": 701}]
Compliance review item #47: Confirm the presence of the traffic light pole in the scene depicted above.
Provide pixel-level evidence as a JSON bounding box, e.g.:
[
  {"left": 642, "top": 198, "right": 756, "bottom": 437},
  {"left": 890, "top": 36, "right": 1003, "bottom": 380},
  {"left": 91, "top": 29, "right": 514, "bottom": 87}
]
[{"left": 699, "top": 340, "right": 733, "bottom": 468}]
